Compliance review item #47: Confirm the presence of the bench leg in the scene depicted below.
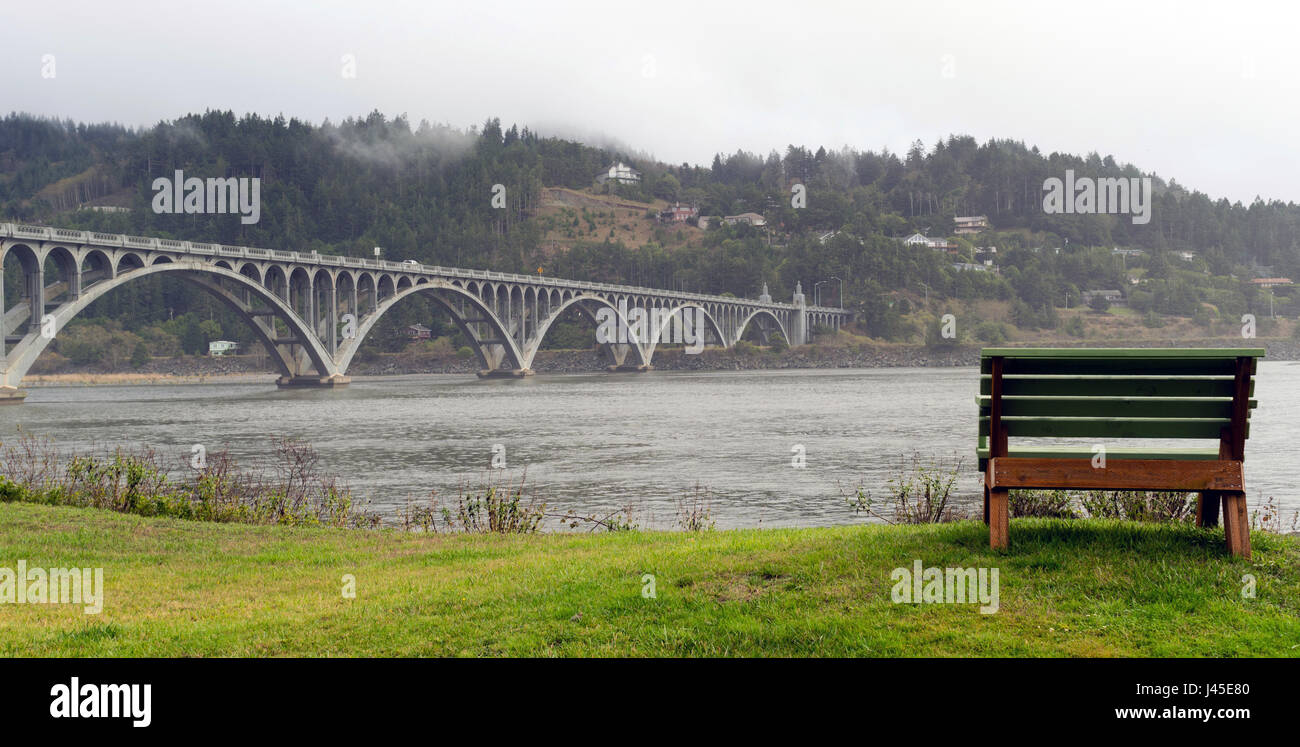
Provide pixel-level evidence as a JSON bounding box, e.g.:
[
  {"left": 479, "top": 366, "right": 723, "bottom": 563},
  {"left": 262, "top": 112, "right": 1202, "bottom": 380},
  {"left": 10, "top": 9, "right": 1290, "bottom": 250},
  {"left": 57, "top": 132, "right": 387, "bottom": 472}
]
[
  {"left": 1220, "top": 492, "right": 1251, "bottom": 559},
  {"left": 989, "top": 488, "right": 1009, "bottom": 550},
  {"left": 982, "top": 482, "right": 990, "bottom": 526},
  {"left": 1196, "top": 491, "right": 1221, "bottom": 528}
]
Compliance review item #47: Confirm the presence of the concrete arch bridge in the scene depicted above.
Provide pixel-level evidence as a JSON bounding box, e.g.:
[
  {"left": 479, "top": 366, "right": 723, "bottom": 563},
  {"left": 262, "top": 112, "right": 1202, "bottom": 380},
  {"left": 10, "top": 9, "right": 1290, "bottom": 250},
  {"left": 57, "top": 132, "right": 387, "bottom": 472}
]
[{"left": 0, "top": 224, "right": 850, "bottom": 403}]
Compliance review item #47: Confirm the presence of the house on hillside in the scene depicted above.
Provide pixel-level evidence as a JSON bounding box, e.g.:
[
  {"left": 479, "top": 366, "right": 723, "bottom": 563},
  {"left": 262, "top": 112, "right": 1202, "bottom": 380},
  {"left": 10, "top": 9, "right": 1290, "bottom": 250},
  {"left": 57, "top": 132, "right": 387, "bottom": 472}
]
[
  {"left": 954, "top": 215, "right": 989, "bottom": 234},
  {"left": 899, "top": 232, "right": 956, "bottom": 251},
  {"left": 208, "top": 340, "right": 240, "bottom": 356},
  {"left": 405, "top": 324, "right": 432, "bottom": 340},
  {"left": 659, "top": 202, "right": 698, "bottom": 223},
  {"left": 595, "top": 162, "right": 642, "bottom": 185},
  {"left": 723, "top": 212, "right": 767, "bottom": 227},
  {"left": 1082, "top": 289, "right": 1125, "bottom": 307},
  {"left": 1251, "top": 278, "right": 1294, "bottom": 289}
]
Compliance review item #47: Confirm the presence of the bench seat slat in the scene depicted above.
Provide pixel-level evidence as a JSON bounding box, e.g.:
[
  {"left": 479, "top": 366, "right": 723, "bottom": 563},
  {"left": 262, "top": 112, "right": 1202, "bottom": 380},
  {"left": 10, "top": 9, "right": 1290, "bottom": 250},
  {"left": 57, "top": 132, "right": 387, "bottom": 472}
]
[
  {"left": 979, "top": 376, "right": 1254, "bottom": 398},
  {"left": 988, "top": 457, "right": 1244, "bottom": 492},
  {"left": 980, "top": 347, "right": 1265, "bottom": 359},
  {"left": 978, "top": 416, "right": 1240, "bottom": 439},
  {"left": 981, "top": 357, "right": 1254, "bottom": 376},
  {"left": 976, "top": 396, "right": 1255, "bottom": 419},
  {"left": 976, "top": 445, "right": 1221, "bottom": 461}
]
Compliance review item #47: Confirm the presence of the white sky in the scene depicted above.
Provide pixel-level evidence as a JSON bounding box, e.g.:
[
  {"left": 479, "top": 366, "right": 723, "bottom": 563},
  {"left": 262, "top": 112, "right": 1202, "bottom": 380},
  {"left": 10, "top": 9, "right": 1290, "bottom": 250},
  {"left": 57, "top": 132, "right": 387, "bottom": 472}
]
[{"left": 2, "top": 0, "right": 1296, "bottom": 204}]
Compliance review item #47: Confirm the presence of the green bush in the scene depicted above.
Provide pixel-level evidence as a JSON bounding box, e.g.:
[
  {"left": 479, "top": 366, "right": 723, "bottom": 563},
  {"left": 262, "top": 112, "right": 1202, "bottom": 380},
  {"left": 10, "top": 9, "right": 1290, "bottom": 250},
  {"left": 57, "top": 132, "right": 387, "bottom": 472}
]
[
  {"left": 130, "top": 342, "right": 150, "bottom": 369},
  {"left": 1011, "top": 490, "right": 1077, "bottom": 518},
  {"left": 973, "top": 321, "right": 1008, "bottom": 343}
]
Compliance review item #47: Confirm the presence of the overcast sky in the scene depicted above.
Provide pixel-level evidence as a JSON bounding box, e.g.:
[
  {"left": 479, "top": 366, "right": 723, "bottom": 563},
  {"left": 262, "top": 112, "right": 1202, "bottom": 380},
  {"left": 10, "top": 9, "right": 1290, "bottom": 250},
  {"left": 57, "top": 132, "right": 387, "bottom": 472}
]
[{"left": 3, "top": 0, "right": 1296, "bottom": 204}]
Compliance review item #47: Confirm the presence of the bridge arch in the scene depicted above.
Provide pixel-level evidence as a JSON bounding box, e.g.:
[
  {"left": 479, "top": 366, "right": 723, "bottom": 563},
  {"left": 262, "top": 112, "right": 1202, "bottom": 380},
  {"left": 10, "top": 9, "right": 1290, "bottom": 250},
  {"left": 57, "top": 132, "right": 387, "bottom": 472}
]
[
  {"left": 80, "top": 248, "right": 114, "bottom": 289},
  {"left": 1, "top": 261, "right": 337, "bottom": 388},
  {"left": 115, "top": 251, "right": 146, "bottom": 274},
  {"left": 642, "top": 302, "right": 727, "bottom": 360},
  {"left": 239, "top": 262, "right": 263, "bottom": 285},
  {"left": 332, "top": 280, "right": 525, "bottom": 374},
  {"left": 264, "top": 265, "right": 289, "bottom": 301},
  {"left": 735, "top": 308, "right": 790, "bottom": 346},
  {"left": 521, "top": 292, "right": 650, "bottom": 371}
]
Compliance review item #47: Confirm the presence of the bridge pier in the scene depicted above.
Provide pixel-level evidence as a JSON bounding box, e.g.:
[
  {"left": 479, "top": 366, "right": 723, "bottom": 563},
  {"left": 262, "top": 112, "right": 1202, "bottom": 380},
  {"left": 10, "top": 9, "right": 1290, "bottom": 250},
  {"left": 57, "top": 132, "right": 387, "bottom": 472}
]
[
  {"left": 0, "top": 386, "right": 27, "bottom": 405},
  {"left": 276, "top": 374, "right": 351, "bottom": 389},
  {"left": 605, "top": 364, "right": 653, "bottom": 373},
  {"left": 476, "top": 368, "right": 534, "bottom": 378}
]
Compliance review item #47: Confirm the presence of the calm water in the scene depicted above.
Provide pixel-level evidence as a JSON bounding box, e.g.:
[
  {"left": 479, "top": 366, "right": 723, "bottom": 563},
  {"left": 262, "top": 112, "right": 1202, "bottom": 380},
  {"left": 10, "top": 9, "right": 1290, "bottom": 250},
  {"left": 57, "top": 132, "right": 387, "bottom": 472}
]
[{"left": 3, "top": 364, "right": 1298, "bottom": 529}]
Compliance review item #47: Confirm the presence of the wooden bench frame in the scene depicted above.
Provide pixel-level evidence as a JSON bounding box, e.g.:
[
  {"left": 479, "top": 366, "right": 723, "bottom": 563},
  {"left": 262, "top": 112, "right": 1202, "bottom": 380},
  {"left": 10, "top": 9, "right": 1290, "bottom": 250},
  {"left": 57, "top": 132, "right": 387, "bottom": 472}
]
[{"left": 979, "top": 348, "right": 1262, "bottom": 558}]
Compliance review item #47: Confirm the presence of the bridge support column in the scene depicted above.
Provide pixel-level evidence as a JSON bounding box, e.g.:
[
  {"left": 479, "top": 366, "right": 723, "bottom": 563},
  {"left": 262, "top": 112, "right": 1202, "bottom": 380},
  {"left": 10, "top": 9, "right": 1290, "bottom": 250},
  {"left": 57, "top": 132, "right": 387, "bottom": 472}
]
[
  {"left": 326, "top": 284, "right": 338, "bottom": 354},
  {"left": 276, "top": 374, "right": 351, "bottom": 389},
  {"left": 0, "top": 386, "right": 27, "bottom": 405},
  {"left": 789, "top": 282, "right": 808, "bottom": 346},
  {"left": 29, "top": 267, "right": 44, "bottom": 333},
  {"left": 605, "top": 364, "right": 653, "bottom": 373}
]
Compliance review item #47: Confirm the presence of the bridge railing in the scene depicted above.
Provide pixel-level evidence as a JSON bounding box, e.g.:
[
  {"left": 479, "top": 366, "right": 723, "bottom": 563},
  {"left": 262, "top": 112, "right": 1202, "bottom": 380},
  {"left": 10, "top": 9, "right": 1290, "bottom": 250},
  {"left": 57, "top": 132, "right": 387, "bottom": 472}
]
[{"left": 0, "top": 222, "right": 849, "bottom": 314}]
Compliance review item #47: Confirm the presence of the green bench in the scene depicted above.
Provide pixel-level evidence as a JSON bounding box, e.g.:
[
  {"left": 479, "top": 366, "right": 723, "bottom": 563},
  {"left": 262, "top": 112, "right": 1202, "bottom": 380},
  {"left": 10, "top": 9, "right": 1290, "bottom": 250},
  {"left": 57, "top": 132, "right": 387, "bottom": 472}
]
[{"left": 977, "top": 347, "right": 1264, "bottom": 557}]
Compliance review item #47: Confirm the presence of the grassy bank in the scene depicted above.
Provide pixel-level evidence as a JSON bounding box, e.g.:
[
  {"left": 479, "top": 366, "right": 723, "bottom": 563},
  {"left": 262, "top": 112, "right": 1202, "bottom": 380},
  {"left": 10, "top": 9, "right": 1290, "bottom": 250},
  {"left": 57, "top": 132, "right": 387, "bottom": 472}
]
[{"left": 0, "top": 501, "right": 1296, "bottom": 656}]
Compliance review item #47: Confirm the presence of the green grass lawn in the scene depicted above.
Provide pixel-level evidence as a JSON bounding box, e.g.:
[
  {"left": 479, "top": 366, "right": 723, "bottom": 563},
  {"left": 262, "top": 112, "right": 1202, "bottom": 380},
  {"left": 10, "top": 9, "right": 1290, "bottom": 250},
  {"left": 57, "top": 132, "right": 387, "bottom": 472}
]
[{"left": 0, "top": 501, "right": 1297, "bottom": 656}]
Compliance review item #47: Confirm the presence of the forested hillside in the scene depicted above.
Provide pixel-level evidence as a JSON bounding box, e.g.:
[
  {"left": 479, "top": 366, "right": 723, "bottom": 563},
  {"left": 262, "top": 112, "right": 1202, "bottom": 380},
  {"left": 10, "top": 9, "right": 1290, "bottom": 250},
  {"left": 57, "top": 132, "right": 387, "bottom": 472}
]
[{"left": 3, "top": 109, "right": 1298, "bottom": 363}]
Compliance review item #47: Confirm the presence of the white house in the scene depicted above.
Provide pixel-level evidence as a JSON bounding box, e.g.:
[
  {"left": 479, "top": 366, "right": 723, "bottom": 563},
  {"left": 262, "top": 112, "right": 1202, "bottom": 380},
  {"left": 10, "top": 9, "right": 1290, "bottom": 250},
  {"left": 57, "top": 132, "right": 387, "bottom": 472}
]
[
  {"left": 208, "top": 340, "right": 240, "bottom": 356},
  {"left": 899, "top": 233, "right": 955, "bottom": 250},
  {"left": 595, "top": 162, "right": 642, "bottom": 185},
  {"left": 723, "top": 212, "right": 767, "bottom": 227}
]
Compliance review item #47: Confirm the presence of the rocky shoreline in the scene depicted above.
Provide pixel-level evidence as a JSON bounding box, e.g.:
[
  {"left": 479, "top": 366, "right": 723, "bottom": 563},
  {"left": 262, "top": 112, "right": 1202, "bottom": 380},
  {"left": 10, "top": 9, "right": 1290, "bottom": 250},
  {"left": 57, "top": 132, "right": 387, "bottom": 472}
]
[{"left": 23, "top": 337, "right": 1299, "bottom": 384}]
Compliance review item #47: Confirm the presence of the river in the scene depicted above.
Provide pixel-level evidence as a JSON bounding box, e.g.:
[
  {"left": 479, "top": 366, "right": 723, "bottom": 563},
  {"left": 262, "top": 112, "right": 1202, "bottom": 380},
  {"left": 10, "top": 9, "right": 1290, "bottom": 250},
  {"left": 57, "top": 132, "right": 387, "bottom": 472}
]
[{"left": 3, "top": 363, "right": 1297, "bottom": 529}]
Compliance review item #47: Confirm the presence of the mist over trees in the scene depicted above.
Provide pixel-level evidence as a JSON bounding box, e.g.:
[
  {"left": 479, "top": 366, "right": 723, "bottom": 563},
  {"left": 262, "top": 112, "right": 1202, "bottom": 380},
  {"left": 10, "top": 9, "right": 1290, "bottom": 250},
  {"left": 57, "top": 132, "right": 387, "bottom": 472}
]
[{"left": 2, "top": 110, "right": 1296, "bottom": 355}]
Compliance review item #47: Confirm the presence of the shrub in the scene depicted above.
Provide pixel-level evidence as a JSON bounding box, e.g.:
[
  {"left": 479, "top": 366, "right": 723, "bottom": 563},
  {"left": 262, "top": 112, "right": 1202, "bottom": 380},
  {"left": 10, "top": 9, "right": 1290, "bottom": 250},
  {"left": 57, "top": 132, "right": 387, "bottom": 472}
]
[
  {"left": 1080, "top": 491, "right": 1195, "bottom": 522},
  {"left": 1010, "top": 490, "right": 1078, "bottom": 518},
  {"left": 974, "top": 321, "right": 1008, "bottom": 343},
  {"left": 677, "top": 484, "right": 715, "bottom": 532},
  {"left": 0, "top": 434, "right": 379, "bottom": 529},
  {"left": 130, "top": 342, "right": 151, "bottom": 369},
  {"left": 848, "top": 454, "right": 965, "bottom": 524}
]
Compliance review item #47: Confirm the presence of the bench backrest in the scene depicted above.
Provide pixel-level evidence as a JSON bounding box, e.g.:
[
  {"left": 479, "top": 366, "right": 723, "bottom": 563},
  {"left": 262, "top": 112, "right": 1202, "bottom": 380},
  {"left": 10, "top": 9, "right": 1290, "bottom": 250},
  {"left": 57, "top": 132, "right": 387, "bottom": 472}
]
[{"left": 978, "top": 347, "right": 1263, "bottom": 464}]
